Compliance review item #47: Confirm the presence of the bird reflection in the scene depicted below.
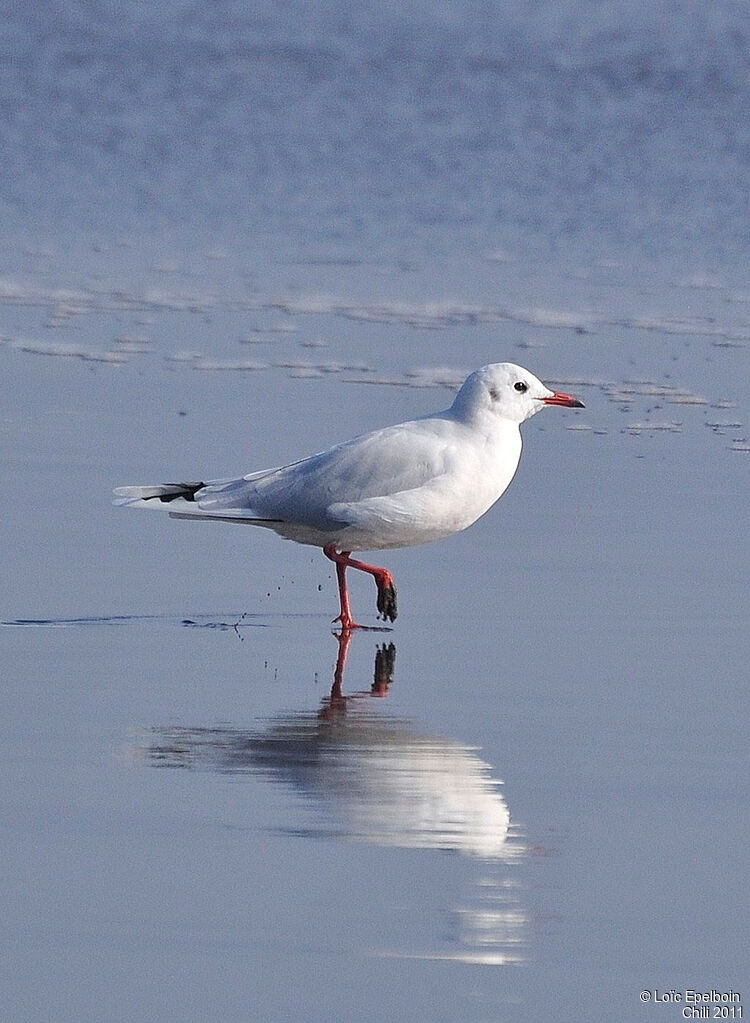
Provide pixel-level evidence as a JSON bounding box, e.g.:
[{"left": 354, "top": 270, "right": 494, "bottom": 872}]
[
  {"left": 147, "top": 634, "right": 519, "bottom": 860},
  {"left": 143, "top": 633, "right": 529, "bottom": 961}
]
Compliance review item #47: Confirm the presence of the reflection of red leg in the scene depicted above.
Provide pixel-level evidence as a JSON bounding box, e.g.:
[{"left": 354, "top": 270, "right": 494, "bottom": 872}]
[
  {"left": 332, "top": 628, "right": 353, "bottom": 694},
  {"left": 319, "top": 630, "right": 353, "bottom": 718},
  {"left": 323, "top": 544, "right": 398, "bottom": 627}
]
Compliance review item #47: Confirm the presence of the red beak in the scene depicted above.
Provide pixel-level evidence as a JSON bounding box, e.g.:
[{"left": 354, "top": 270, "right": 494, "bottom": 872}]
[{"left": 542, "top": 390, "right": 585, "bottom": 408}]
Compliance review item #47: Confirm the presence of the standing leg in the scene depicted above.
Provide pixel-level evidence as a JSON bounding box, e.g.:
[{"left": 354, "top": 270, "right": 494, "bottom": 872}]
[
  {"left": 323, "top": 544, "right": 397, "bottom": 627},
  {"left": 324, "top": 544, "right": 361, "bottom": 629},
  {"left": 335, "top": 557, "right": 357, "bottom": 629}
]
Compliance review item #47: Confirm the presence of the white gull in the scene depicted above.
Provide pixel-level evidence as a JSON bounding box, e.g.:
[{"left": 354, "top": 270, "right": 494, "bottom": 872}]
[{"left": 114, "top": 362, "right": 583, "bottom": 628}]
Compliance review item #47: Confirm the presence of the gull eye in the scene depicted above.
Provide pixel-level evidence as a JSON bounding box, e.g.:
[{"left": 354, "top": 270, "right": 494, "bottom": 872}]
[{"left": 514, "top": 381, "right": 528, "bottom": 393}]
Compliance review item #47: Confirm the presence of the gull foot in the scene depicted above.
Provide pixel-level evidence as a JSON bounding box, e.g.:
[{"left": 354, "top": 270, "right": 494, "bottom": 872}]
[
  {"left": 332, "top": 613, "right": 366, "bottom": 631},
  {"left": 376, "top": 579, "right": 397, "bottom": 623},
  {"left": 332, "top": 615, "right": 393, "bottom": 633}
]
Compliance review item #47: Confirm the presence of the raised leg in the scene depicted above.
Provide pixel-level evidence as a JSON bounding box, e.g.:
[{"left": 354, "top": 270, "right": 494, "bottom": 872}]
[
  {"left": 343, "top": 553, "right": 398, "bottom": 622},
  {"left": 323, "top": 544, "right": 398, "bottom": 628}
]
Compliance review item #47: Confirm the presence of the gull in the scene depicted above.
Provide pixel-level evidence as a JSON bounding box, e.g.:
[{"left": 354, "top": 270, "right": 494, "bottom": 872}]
[{"left": 114, "top": 362, "right": 583, "bottom": 629}]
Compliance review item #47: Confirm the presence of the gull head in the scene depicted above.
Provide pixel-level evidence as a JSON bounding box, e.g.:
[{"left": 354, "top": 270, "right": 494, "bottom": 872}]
[{"left": 451, "top": 363, "right": 584, "bottom": 425}]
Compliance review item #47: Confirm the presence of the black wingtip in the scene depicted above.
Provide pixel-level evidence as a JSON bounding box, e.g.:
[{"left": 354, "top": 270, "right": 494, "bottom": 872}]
[{"left": 155, "top": 481, "right": 206, "bottom": 503}]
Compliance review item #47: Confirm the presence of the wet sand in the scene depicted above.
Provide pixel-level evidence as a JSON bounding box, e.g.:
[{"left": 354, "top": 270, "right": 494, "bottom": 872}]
[{"left": 2, "top": 241, "right": 748, "bottom": 1021}]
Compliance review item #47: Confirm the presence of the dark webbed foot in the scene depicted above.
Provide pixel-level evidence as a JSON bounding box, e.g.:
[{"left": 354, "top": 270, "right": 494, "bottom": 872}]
[{"left": 376, "top": 579, "right": 397, "bottom": 622}]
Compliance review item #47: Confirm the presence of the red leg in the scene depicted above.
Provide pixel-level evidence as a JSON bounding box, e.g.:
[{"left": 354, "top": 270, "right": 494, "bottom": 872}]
[
  {"left": 324, "top": 543, "right": 361, "bottom": 629},
  {"left": 342, "top": 553, "right": 398, "bottom": 622},
  {"left": 323, "top": 544, "right": 398, "bottom": 627}
]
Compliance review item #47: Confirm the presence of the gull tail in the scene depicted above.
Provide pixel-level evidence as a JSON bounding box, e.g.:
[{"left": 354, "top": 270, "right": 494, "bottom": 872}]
[{"left": 113, "top": 480, "right": 280, "bottom": 527}]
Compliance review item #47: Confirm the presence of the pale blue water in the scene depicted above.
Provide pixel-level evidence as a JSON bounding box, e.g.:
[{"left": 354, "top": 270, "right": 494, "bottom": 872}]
[
  {"left": 3, "top": 0, "right": 750, "bottom": 261},
  {"left": 1, "top": 3, "right": 749, "bottom": 1021}
]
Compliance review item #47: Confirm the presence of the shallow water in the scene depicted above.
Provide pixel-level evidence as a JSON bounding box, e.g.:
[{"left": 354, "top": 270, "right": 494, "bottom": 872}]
[
  {"left": 2, "top": 3, "right": 749, "bottom": 1021},
  {"left": 3, "top": 256, "right": 748, "bottom": 1019}
]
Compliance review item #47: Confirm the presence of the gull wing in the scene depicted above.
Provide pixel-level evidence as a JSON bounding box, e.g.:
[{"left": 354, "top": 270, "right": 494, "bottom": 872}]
[{"left": 196, "top": 416, "right": 462, "bottom": 532}]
